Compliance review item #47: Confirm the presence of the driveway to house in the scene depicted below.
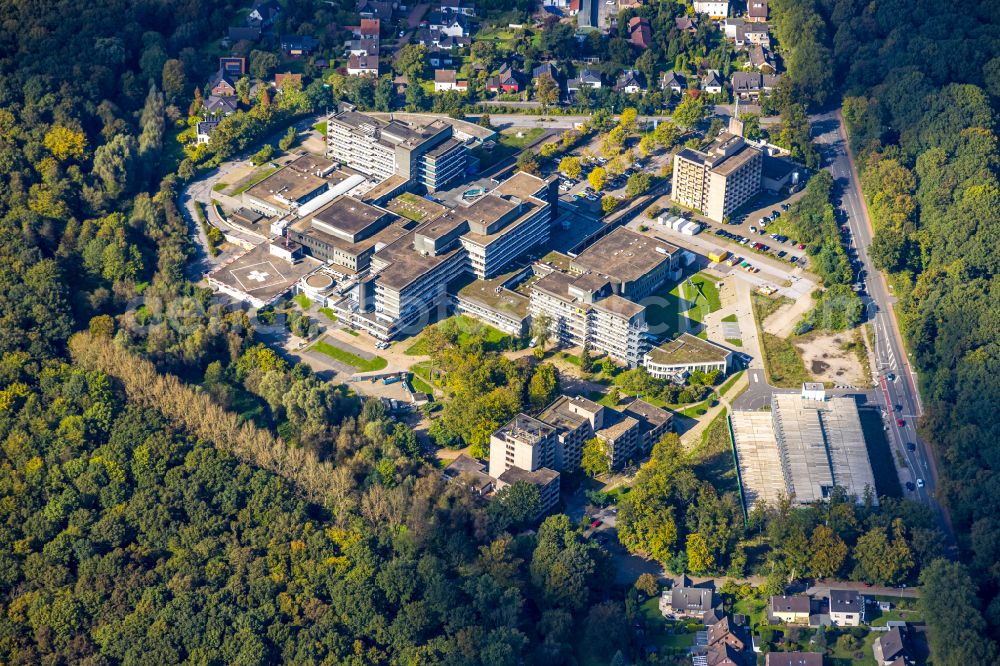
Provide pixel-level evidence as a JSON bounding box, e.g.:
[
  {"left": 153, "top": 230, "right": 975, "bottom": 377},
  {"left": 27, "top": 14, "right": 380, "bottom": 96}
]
[{"left": 390, "top": 3, "right": 429, "bottom": 63}]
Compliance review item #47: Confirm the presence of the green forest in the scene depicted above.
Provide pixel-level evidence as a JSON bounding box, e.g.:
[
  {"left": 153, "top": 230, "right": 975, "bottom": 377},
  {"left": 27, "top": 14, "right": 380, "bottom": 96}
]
[{"left": 822, "top": 0, "right": 1000, "bottom": 662}]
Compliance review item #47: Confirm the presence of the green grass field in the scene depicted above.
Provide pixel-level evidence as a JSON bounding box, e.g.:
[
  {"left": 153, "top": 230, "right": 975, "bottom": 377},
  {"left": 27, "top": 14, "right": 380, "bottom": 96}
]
[
  {"left": 718, "top": 370, "right": 745, "bottom": 397},
  {"left": 404, "top": 315, "right": 512, "bottom": 355},
  {"left": 318, "top": 307, "right": 337, "bottom": 322},
  {"left": 312, "top": 120, "right": 327, "bottom": 136},
  {"left": 310, "top": 339, "right": 387, "bottom": 372},
  {"left": 410, "top": 374, "right": 435, "bottom": 395},
  {"left": 646, "top": 271, "right": 722, "bottom": 337},
  {"left": 293, "top": 293, "right": 312, "bottom": 309}
]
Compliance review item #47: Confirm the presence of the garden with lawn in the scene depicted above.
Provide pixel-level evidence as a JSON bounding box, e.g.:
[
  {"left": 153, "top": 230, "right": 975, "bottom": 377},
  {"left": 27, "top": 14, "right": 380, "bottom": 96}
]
[
  {"left": 310, "top": 338, "right": 387, "bottom": 372},
  {"left": 645, "top": 271, "right": 721, "bottom": 339},
  {"left": 404, "top": 315, "right": 513, "bottom": 355}
]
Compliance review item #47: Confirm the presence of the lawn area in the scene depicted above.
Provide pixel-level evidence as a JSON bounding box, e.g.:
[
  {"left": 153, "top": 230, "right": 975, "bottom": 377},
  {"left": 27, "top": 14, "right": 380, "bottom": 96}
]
[
  {"left": 636, "top": 598, "right": 698, "bottom": 656},
  {"left": 293, "top": 293, "right": 312, "bottom": 309},
  {"left": 675, "top": 395, "right": 718, "bottom": 417},
  {"left": 411, "top": 361, "right": 444, "bottom": 389},
  {"left": 310, "top": 338, "right": 387, "bottom": 372},
  {"left": 499, "top": 127, "right": 544, "bottom": 149},
  {"left": 472, "top": 127, "right": 546, "bottom": 169},
  {"left": 732, "top": 595, "right": 768, "bottom": 629},
  {"left": 405, "top": 315, "right": 513, "bottom": 355},
  {"left": 688, "top": 408, "right": 739, "bottom": 494},
  {"left": 722, "top": 313, "right": 738, "bottom": 323},
  {"left": 725, "top": 338, "right": 743, "bottom": 346},
  {"left": 313, "top": 120, "right": 327, "bottom": 136},
  {"left": 410, "top": 374, "right": 435, "bottom": 395},
  {"left": 318, "top": 307, "right": 337, "bottom": 322},
  {"left": 232, "top": 166, "right": 278, "bottom": 195},
  {"left": 212, "top": 182, "right": 230, "bottom": 192},
  {"left": 646, "top": 271, "right": 721, "bottom": 338}
]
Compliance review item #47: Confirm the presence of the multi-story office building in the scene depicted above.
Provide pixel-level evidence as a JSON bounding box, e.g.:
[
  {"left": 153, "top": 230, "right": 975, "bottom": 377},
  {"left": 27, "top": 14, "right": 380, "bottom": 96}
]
[
  {"left": 671, "top": 132, "right": 762, "bottom": 222},
  {"left": 529, "top": 229, "right": 679, "bottom": 366},
  {"left": 327, "top": 172, "right": 556, "bottom": 340},
  {"left": 287, "top": 195, "right": 412, "bottom": 272},
  {"left": 495, "top": 394, "right": 672, "bottom": 475},
  {"left": 488, "top": 414, "right": 560, "bottom": 514},
  {"left": 326, "top": 108, "right": 468, "bottom": 192}
]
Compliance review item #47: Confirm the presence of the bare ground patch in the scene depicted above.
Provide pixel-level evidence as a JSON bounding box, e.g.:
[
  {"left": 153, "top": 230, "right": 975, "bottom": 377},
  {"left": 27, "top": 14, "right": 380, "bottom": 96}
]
[
  {"left": 793, "top": 331, "right": 866, "bottom": 385},
  {"left": 762, "top": 292, "right": 814, "bottom": 337}
]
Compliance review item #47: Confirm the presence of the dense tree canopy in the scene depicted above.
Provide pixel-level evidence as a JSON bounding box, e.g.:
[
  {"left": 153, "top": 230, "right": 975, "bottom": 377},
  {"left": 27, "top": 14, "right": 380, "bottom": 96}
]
[{"left": 829, "top": 0, "right": 1000, "bottom": 655}]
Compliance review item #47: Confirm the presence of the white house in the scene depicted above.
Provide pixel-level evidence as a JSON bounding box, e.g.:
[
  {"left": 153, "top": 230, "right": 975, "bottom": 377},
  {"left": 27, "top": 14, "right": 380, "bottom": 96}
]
[{"left": 693, "top": 0, "right": 729, "bottom": 18}]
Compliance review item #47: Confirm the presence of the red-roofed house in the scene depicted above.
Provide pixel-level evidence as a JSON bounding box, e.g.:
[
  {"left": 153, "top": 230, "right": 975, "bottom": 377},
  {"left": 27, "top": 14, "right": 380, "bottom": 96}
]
[
  {"left": 274, "top": 72, "right": 303, "bottom": 89},
  {"left": 629, "top": 16, "right": 652, "bottom": 49}
]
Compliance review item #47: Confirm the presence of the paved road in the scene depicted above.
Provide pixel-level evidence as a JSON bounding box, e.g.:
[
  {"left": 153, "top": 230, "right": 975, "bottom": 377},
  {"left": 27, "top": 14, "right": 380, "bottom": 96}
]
[{"left": 811, "top": 110, "right": 949, "bottom": 534}]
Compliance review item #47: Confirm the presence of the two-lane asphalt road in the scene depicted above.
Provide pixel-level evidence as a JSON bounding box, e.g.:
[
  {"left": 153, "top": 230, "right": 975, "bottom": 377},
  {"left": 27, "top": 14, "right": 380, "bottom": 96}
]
[{"left": 811, "top": 110, "right": 948, "bottom": 529}]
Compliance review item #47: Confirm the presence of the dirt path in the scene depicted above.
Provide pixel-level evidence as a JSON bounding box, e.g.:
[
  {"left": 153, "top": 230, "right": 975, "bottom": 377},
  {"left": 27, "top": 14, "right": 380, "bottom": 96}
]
[{"left": 763, "top": 279, "right": 814, "bottom": 337}]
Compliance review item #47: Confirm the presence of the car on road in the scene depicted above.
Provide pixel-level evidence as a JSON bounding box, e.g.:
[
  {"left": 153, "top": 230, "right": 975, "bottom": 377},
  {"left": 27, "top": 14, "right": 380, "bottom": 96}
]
[
  {"left": 906, "top": 481, "right": 915, "bottom": 491},
  {"left": 894, "top": 404, "right": 902, "bottom": 412},
  {"left": 906, "top": 442, "right": 916, "bottom": 451},
  {"left": 897, "top": 418, "right": 905, "bottom": 427},
  {"left": 887, "top": 372, "right": 896, "bottom": 382},
  {"left": 917, "top": 478, "right": 925, "bottom": 488},
  {"left": 591, "top": 519, "right": 602, "bottom": 528}
]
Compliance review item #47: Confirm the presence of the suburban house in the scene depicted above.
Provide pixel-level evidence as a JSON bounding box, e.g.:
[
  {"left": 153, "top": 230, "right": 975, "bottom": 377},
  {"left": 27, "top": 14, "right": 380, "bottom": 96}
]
[
  {"left": 487, "top": 63, "right": 521, "bottom": 94},
  {"left": 357, "top": 0, "right": 394, "bottom": 21},
  {"left": 196, "top": 119, "right": 220, "bottom": 145},
  {"left": 280, "top": 35, "right": 319, "bottom": 56},
  {"left": 615, "top": 69, "right": 646, "bottom": 94},
  {"left": 204, "top": 95, "right": 238, "bottom": 116},
  {"left": 428, "top": 47, "right": 459, "bottom": 68},
  {"left": 566, "top": 69, "right": 602, "bottom": 92},
  {"left": 247, "top": 0, "right": 281, "bottom": 27},
  {"left": 346, "top": 37, "right": 379, "bottom": 55},
  {"left": 434, "top": 69, "right": 467, "bottom": 92},
  {"left": 705, "top": 616, "right": 751, "bottom": 666},
  {"left": 675, "top": 15, "right": 698, "bottom": 33},
  {"left": 732, "top": 71, "right": 763, "bottom": 99},
  {"left": 532, "top": 62, "right": 561, "bottom": 83},
  {"left": 208, "top": 71, "right": 237, "bottom": 97},
  {"left": 702, "top": 69, "right": 724, "bottom": 94},
  {"left": 629, "top": 16, "right": 652, "bottom": 49},
  {"left": 748, "top": 44, "right": 776, "bottom": 73},
  {"left": 274, "top": 72, "right": 303, "bottom": 90},
  {"left": 735, "top": 23, "right": 771, "bottom": 47},
  {"left": 660, "top": 580, "right": 716, "bottom": 618},
  {"left": 693, "top": 0, "right": 729, "bottom": 18},
  {"left": 747, "top": 0, "right": 768, "bottom": 22},
  {"left": 440, "top": 0, "right": 477, "bottom": 16},
  {"left": 769, "top": 596, "right": 811, "bottom": 625},
  {"left": 427, "top": 11, "right": 470, "bottom": 37},
  {"left": 722, "top": 17, "right": 744, "bottom": 39},
  {"left": 873, "top": 626, "right": 913, "bottom": 665},
  {"left": 661, "top": 70, "right": 686, "bottom": 95},
  {"left": 219, "top": 57, "right": 246, "bottom": 78},
  {"left": 347, "top": 53, "right": 379, "bottom": 77},
  {"left": 829, "top": 589, "right": 866, "bottom": 626}
]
